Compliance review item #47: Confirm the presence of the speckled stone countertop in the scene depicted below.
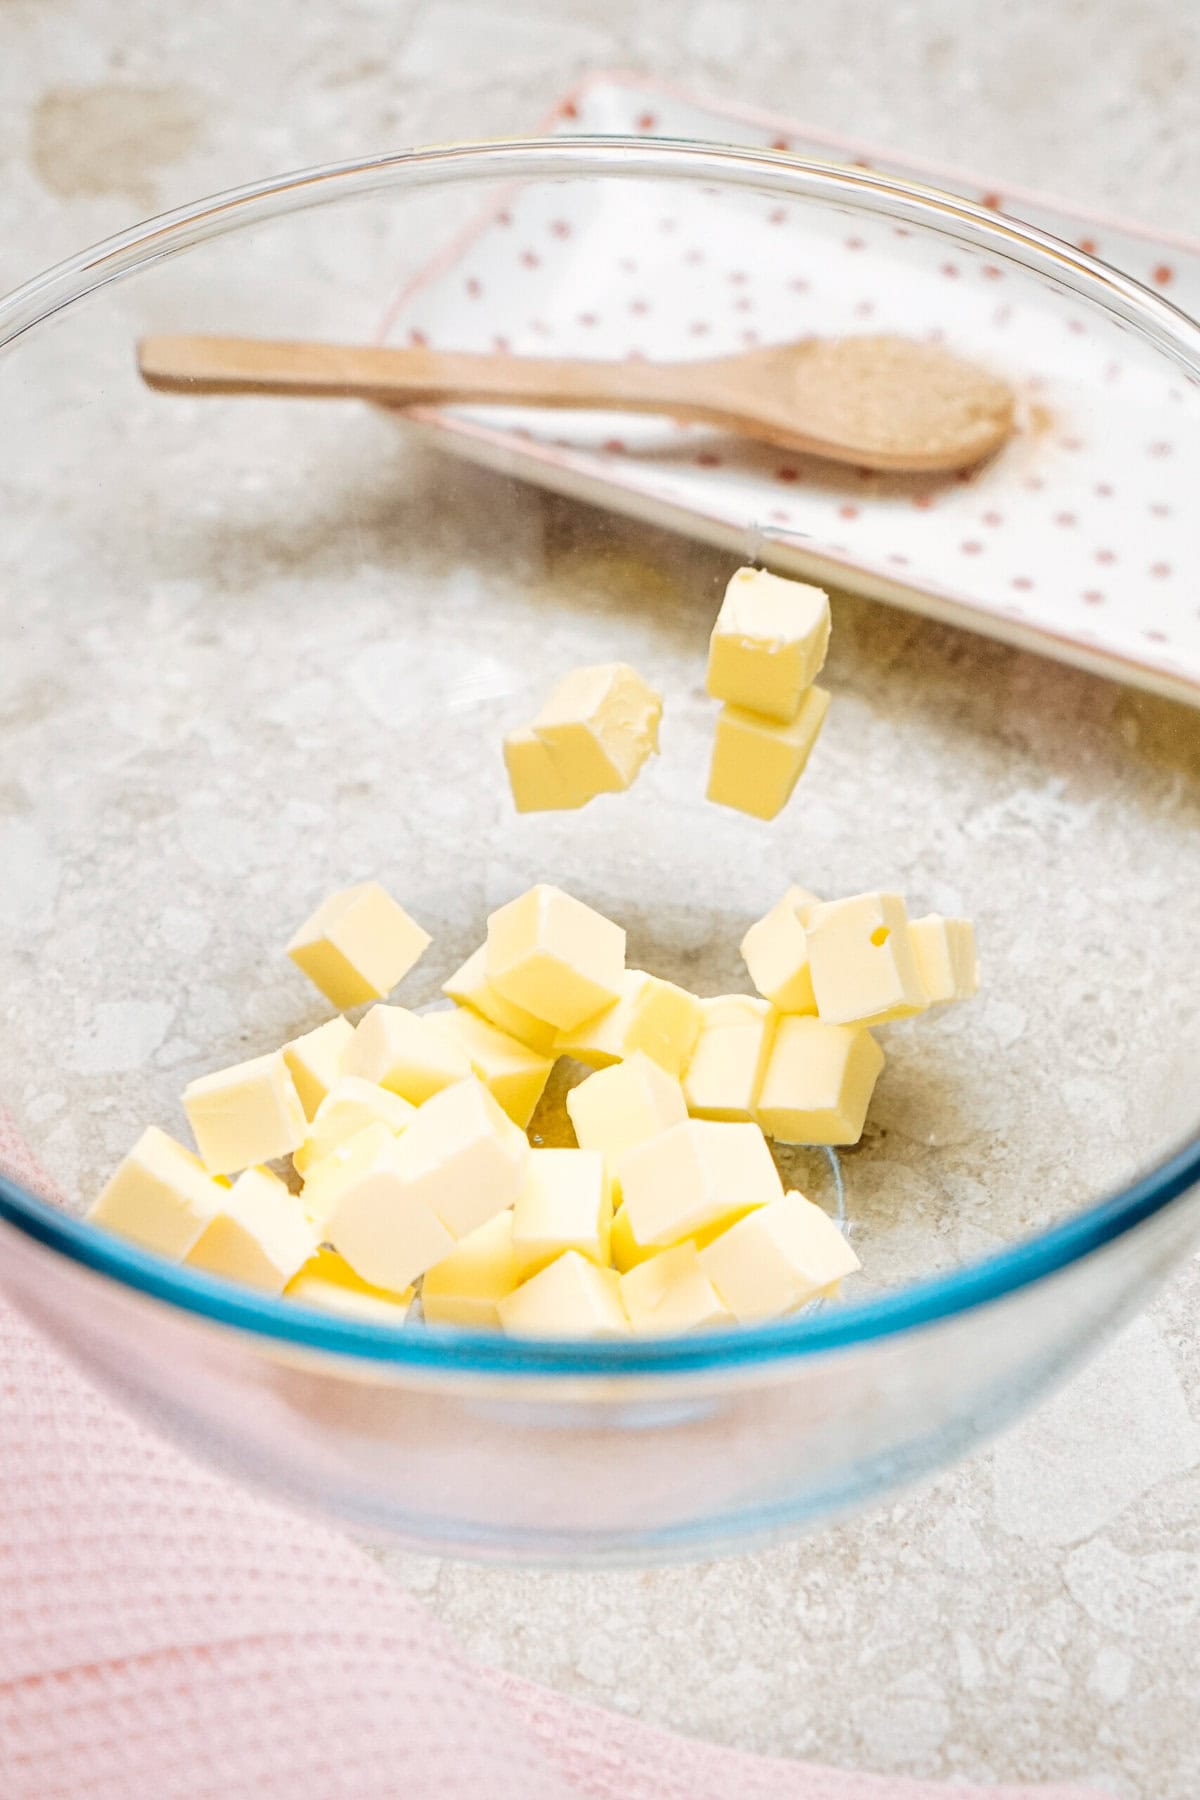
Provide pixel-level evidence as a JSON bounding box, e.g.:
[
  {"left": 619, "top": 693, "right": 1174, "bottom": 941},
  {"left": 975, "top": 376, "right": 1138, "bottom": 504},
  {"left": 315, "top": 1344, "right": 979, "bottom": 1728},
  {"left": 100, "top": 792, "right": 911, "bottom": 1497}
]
[{"left": 2, "top": 3, "right": 1200, "bottom": 1795}]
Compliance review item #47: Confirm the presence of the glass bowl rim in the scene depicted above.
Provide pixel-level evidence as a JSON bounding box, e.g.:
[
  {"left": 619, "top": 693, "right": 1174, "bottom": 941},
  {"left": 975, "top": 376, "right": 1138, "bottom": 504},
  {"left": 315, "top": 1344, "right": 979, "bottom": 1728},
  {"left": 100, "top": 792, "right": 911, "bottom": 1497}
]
[{"left": 1, "top": 134, "right": 1198, "bottom": 1378}]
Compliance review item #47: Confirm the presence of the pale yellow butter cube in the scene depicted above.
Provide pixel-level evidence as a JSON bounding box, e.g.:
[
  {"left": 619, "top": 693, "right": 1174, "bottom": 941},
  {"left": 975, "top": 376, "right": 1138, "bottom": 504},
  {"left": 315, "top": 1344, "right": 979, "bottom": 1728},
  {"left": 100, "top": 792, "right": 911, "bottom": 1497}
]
[
  {"left": 428, "top": 1007, "right": 553, "bottom": 1130},
  {"left": 498, "top": 1250, "right": 629, "bottom": 1339},
  {"left": 756, "top": 1014, "right": 884, "bottom": 1145},
  {"left": 565, "top": 1051, "right": 687, "bottom": 1170},
  {"left": 909, "top": 914, "right": 979, "bottom": 1004},
  {"left": 282, "top": 1016, "right": 356, "bottom": 1120},
  {"left": 392, "top": 1076, "right": 529, "bottom": 1240},
  {"left": 706, "top": 567, "right": 831, "bottom": 721},
  {"left": 531, "top": 662, "right": 662, "bottom": 797},
  {"left": 707, "top": 687, "right": 830, "bottom": 821},
  {"left": 285, "top": 1247, "right": 413, "bottom": 1323},
  {"left": 554, "top": 969, "right": 702, "bottom": 1076},
  {"left": 503, "top": 727, "right": 590, "bottom": 814},
  {"left": 682, "top": 995, "right": 778, "bottom": 1121},
  {"left": 87, "top": 1126, "right": 226, "bottom": 1259},
  {"left": 619, "top": 1242, "right": 732, "bottom": 1334},
  {"left": 310, "top": 1121, "right": 455, "bottom": 1292},
  {"left": 186, "top": 1165, "right": 316, "bottom": 1293},
  {"left": 740, "top": 886, "right": 822, "bottom": 1013},
  {"left": 442, "top": 944, "right": 558, "bottom": 1055},
  {"left": 183, "top": 1050, "right": 307, "bottom": 1176},
  {"left": 699, "top": 1190, "right": 860, "bottom": 1322},
  {"left": 287, "top": 881, "right": 431, "bottom": 1009},
  {"left": 511, "top": 1148, "right": 612, "bottom": 1278},
  {"left": 348, "top": 1004, "right": 471, "bottom": 1104},
  {"left": 421, "top": 1211, "right": 522, "bottom": 1328},
  {"left": 620, "top": 1117, "right": 783, "bottom": 1250},
  {"left": 486, "top": 883, "right": 625, "bottom": 1031},
  {"left": 806, "top": 891, "right": 929, "bottom": 1026},
  {"left": 293, "top": 1077, "right": 416, "bottom": 1178}
]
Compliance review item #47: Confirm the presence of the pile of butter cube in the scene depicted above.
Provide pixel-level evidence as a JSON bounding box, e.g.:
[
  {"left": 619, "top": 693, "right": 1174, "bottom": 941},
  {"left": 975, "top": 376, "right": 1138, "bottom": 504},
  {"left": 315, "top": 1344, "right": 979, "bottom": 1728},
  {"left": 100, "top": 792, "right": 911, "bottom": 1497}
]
[{"left": 88, "top": 871, "right": 976, "bottom": 1337}]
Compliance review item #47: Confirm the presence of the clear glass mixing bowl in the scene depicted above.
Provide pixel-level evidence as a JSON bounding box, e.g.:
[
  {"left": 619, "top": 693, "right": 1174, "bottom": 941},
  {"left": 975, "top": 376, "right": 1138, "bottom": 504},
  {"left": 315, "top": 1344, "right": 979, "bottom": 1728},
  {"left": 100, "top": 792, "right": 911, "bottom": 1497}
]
[{"left": 1, "top": 140, "right": 1198, "bottom": 1564}]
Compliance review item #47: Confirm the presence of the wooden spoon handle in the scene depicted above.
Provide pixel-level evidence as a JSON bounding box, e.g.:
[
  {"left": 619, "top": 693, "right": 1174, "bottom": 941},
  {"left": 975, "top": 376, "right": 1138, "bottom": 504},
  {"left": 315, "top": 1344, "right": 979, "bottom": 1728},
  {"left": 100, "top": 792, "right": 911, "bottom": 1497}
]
[{"left": 138, "top": 334, "right": 697, "bottom": 415}]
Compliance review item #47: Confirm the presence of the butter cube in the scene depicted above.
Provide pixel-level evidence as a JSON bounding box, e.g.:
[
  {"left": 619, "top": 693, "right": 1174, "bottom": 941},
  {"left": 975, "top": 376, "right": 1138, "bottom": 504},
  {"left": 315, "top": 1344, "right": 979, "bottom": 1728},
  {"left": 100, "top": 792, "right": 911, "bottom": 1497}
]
[
  {"left": 511, "top": 1148, "right": 612, "bottom": 1278},
  {"left": 427, "top": 1006, "right": 553, "bottom": 1130},
  {"left": 707, "top": 687, "right": 830, "bottom": 821},
  {"left": 699, "top": 1190, "right": 860, "bottom": 1322},
  {"left": 88, "top": 1126, "right": 226, "bottom": 1259},
  {"left": 293, "top": 1076, "right": 416, "bottom": 1178},
  {"left": 806, "top": 891, "right": 929, "bottom": 1026},
  {"left": 706, "top": 567, "right": 832, "bottom": 721},
  {"left": 348, "top": 1004, "right": 471, "bottom": 1104},
  {"left": 620, "top": 1118, "right": 783, "bottom": 1250},
  {"left": 554, "top": 969, "right": 702, "bottom": 1076},
  {"left": 442, "top": 944, "right": 558, "bottom": 1054},
  {"left": 309, "top": 1121, "right": 455, "bottom": 1291},
  {"left": 756, "top": 1014, "right": 885, "bottom": 1145},
  {"left": 186, "top": 1165, "right": 316, "bottom": 1292},
  {"left": 909, "top": 914, "right": 979, "bottom": 1004},
  {"left": 565, "top": 1051, "right": 688, "bottom": 1169},
  {"left": 619, "top": 1243, "right": 732, "bottom": 1334},
  {"left": 486, "top": 883, "right": 625, "bottom": 1031},
  {"left": 183, "top": 1050, "right": 308, "bottom": 1176},
  {"left": 287, "top": 881, "right": 431, "bottom": 1009},
  {"left": 682, "top": 995, "right": 777, "bottom": 1121},
  {"left": 531, "top": 662, "right": 662, "bottom": 797},
  {"left": 421, "top": 1210, "right": 522, "bottom": 1328},
  {"left": 285, "top": 1247, "right": 413, "bottom": 1323},
  {"left": 498, "top": 1250, "right": 629, "bottom": 1339},
  {"left": 503, "top": 726, "right": 591, "bottom": 814},
  {"left": 392, "top": 1076, "right": 529, "bottom": 1240},
  {"left": 282, "top": 1016, "right": 356, "bottom": 1119},
  {"left": 740, "top": 886, "right": 822, "bottom": 1013}
]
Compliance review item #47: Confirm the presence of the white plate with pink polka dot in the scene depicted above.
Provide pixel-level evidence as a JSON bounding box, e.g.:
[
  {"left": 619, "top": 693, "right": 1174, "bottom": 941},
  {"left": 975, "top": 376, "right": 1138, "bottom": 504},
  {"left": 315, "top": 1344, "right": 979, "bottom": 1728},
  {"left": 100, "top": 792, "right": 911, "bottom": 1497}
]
[{"left": 380, "top": 72, "right": 1200, "bottom": 706}]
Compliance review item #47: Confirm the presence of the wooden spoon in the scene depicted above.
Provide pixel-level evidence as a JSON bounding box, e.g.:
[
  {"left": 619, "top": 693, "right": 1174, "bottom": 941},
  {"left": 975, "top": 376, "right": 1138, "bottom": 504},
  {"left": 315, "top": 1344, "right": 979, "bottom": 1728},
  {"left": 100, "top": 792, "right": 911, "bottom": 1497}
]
[{"left": 137, "top": 332, "right": 1015, "bottom": 473}]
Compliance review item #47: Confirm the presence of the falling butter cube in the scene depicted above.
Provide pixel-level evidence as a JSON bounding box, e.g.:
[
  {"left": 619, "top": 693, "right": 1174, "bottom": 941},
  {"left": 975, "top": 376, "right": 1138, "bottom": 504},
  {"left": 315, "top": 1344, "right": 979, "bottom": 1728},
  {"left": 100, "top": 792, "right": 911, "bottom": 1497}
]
[
  {"left": 618, "top": 1242, "right": 732, "bottom": 1334},
  {"left": 186, "top": 1164, "right": 316, "bottom": 1293},
  {"left": 348, "top": 1004, "right": 471, "bottom": 1104},
  {"left": 285, "top": 1247, "right": 413, "bottom": 1323},
  {"left": 706, "top": 567, "right": 831, "bottom": 721},
  {"left": 699, "top": 1191, "right": 860, "bottom": 1322},
  {"left": 756, "top": 1014, "right": 884, "bottom": 1146},
  {"left": 706, "top": 687, "right": 830, "bottom": 821},
  {"left": 511, "top": 1148, "right": 612, "bottom": 1278},
  {"left": 503, "top": 726, "right": 590, "bottom": 814},
  {"left": 498, "top": 1250, "right": 629, "bottom": 1339},
  {"left": 909, "top": 914, "right": 979, "bottom": 1005},
  {"left": 554, "top": 969, "right": 702, "bottom": 1076},
  {"left": 427, "top": 1006, "right": 554, "bottom": 1130},
  {"left": 282, "top": 1015, "right": 356, "bottom": 1120},
  {"left": 486, "top": 883, "right": 625, "bottom": 1032},
  {"left": 442, "top": 943, "right": 558, "bottom": 1055},
  {"left": 619, "top": 1117, "right": 783, "bottom": 1250},
  {"left": 287, "top": 881, "right": 431, "bottom": 1010},
  {"left": 806, "top": 891, "right": 928, "bottom": 1026},
  {"left": 292, "top": 1076, "right": 416, "bottom": 1179},
  {"left": 504, "top": 662, "right": 662, "bottom": 815},
  {"left": 183, "top": 1050, "right": 308, "bottom": 1176},
  {"left": 87, "top": 1126, "right": 226, "bottom": 1259},
  {"left": 740, "top": 886, "right": 822, "bottom": 1013},
  {"left": 421, "top": 1210, "right": 522, "bottom": 1328},
  {"left": 682, "top": 994, "right": 777, "bottom": 1122},
  {"left": 565, "top": 1051, "right": 688, "bottom": 1172}
]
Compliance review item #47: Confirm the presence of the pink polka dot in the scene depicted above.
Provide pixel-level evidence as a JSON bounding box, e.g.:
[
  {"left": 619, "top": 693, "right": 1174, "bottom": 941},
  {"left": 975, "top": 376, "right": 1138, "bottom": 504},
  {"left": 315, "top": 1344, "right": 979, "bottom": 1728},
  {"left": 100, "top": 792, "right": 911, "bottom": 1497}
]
[
  {"left": 992, "top": 305, "right": 1013, "bottom": 327},
  {"left": 980, "top": 191, "right": 1002, "bottom": 209},
  {"left": 689, "top": 320, "right": 710, "bottom": 336},
  {"left": 741, "top": 328, "right": 760, "bottom": 346},
  {"left": 789, "top": 277, "right": 810, "bottom": 294},
  {"left": 1149, "top": 501, "right": 1172, "bottom": 517},
  {"left": 893, "top": 226, "right": 912, "bottom": 238},
  {"left": 925, "top": 327, "right": 946, "bottom": 345},
  {"left": 1104, "top": 361, "right": 1122, "bottom": 381},
  {"left": 408, "top": 327, "right": 428, "bottom": 347},
  {"left": 530, "top": 319, "right": 552, "bottom": 337},
  {"left": 1150, "top": 562, "right": 1172, "bottom": 578},
  {"left": 577, "top": 311, "right": 598, "bottom": 327},
  {"left": 549, "top": 220, "right": 572, "bottom": 239},
  {"left": 1067, "top": 319, "right": 1087, "bottom": 335},
  {"left": 1153, "top": 263, "right": 1174, "bottom": 286},
  {"left": 1055, "top": 512, "right": 1077, "bottom": 527},
  {"left": 1145, "top": 629, "right": 1169, "bottom": 642},
  {"left": 855, "top": 300, "right": 876, "bottom": 318},
  {"left": 626, "top": 348, "right": 646, "bottom": 361},
  {"left": 618, "top": 256, "right": 638, "bottom": 274},
  {"left": 734, "top": 296, "right": 753, "bottom": 313},
  {"left": 603, "top": 438, "right": 626, "bottom": 454},
  {"left": 912, "top": 494, "right": 934, "bottom": 510},
  {"left": 776, "top": 467, "right": 798, "bottom": 484},
  {"left": 838, "top": 504, "right": 859, "bottom": 521},
  {"left": 982, "top": 510, "right": 1003, "bottom": 526},
  {"left": 1078, "top": 236, "right": 1097, "bottom": 254},
  {"left": 888, "top": 553, "right": 910, "bottom": 565},
  {"left": 466, "top": 276, "right": 482, "bottom": 298},
  {"left": 1060, "top": 436, "right": 1084, "bottom": 451},
  {"left": 696, "top": 451, "right": 721, "bottom": 468},
  {"left": 685, "top": 248, "right": 706, "bottom": 266},
  {"left": 1094, "top": 482, "right": 1114, "bottom": 498},
  {"left": 982, "top": 265, "right": 1004, "bottom": 280},
  {"left": 1024, "top": 475, "right": 1045, "bottom": 491},
  {"left": 941, "top": 263, "right": 960, "bottom": 279},
  {"left": 1083, "top": 590, "right": 1104, "bottom": 604},
  {"left": 961, "top": 540, "right": 983, "bottom": 555},
  {"left": 769, "top": 507, "right": 791, "bottom": 522},
  {"left": 493, "top": 334, "right": 509, "bottom": 353},
  {"left": 730, "top": 270, "right": 748, "bottom": 285},
  {"left": 1148, "top": 440, "right": 1174, "bottom": 458},
  {"left": 520, "top": 250, "right": 540, "bottom": 268},
  {"left": 1012, "top": 576, "right": 1034, "bottom": 591},
  {"left": 845, "top": 236, "right": 866, "bottom": 251},
  {"left": 513, "top": 426, "right": 533, "bottom": 440},
  {"left": 771, "top": 135, "right": 790, "bottom": 151},
  {"left": 659, "top": 217, "right": 678, "bottom": 233},
  {"left": 768, "top": 207, "right": 788, "bottom": 225},
  {"left": 560, "top": 99, "right": 579, "bottom": 120},
  {"left": 638, "top": 112, "right": 657, "bottom": 130},
  {"left": 496, "top": 210, "right": 513, "bottom": 227},
  {"left": 629, "top": 299, "right": 649, "bottom": 316},
  {"left": 1096, "top": 549, "right": 1117, "bottom": 565}
]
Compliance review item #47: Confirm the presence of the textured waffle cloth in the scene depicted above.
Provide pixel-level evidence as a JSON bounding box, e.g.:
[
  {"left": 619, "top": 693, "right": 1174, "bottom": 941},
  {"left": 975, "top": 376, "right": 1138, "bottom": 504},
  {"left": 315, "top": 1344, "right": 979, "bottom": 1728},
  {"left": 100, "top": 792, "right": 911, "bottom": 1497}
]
[{"left": 0, "top": 1110, "right": 1101, "bottom": 1800}]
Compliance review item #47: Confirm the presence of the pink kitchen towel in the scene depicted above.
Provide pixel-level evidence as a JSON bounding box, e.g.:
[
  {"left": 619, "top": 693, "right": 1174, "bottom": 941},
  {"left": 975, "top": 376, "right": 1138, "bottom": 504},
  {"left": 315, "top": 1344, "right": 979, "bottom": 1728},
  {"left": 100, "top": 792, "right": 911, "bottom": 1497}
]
[{"left": 0, "top": 1112, "right": 1102, "bottom": 1800}]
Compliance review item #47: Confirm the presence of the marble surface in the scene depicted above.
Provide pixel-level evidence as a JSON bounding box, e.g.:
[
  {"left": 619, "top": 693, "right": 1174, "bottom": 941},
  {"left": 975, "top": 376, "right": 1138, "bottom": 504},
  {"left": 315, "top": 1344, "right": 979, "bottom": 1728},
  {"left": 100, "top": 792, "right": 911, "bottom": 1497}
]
[{"left": 2, "top": 2, "right": 1200, "bottom": 1795}]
